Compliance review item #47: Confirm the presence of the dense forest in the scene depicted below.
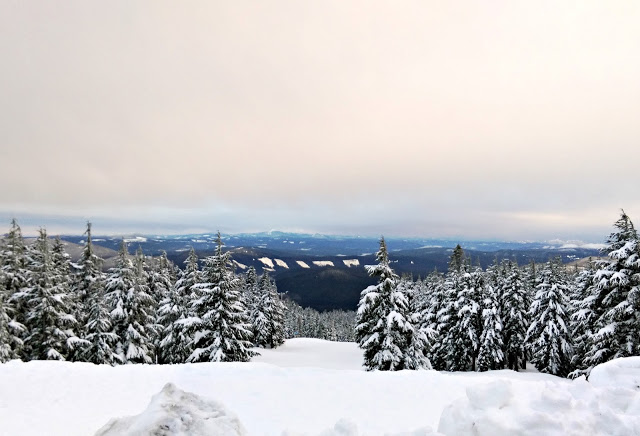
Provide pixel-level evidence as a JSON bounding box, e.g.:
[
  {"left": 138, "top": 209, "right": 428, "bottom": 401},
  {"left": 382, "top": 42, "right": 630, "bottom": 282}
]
[
  {"left": 355, "top": 210, "right": 640, "bottom": 377},
  {"left": 0, "top": 222, "right": 354, "bottom": 365},
  {"left": 1, "top": 210, "right": 638, "bottom": 379}
]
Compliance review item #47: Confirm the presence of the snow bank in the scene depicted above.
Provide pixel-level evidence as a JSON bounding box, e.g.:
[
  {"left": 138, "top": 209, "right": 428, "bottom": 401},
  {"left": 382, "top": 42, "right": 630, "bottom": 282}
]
[
  {"left": 589, "top": 356, "right": 640, "bottom": 390},
  {"left": 2, "top": 341, "right": 640, "bottom": 436},
  {"left": 95, "top": 383, "right": 246, "bottom": 436},
  {"left": 438, "top": 377, "right": 640, "bottom": 436},
  {"left": 296, "top": 260, "right": 311, "bottom": 268}
]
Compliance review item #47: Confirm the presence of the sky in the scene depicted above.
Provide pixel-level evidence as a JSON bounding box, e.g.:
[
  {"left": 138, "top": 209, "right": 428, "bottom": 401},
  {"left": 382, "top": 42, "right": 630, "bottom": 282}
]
[{"left": 1, "top": 1, "right": 639, "bottom": 241}]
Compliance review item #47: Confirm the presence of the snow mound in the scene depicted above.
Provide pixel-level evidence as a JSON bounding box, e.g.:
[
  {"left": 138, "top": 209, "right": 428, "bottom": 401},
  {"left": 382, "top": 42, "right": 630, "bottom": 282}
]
[
  {"left": 296, "top": 260, "right": 310, "bottom": 268},
  {"left": 94, "top": 383, "right": 246, "bottom": 436},
  {"left": 438, "top": 378, "right": 640, "bottom": 436},
  {"left": 589, "top": 356, "right": 640, "bottom": 390}
]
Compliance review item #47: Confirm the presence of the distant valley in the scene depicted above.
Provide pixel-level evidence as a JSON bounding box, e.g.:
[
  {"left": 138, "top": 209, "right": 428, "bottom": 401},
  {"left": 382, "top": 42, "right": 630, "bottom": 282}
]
[{"left": 59, "top": 232, "right": 602, "bottom": 311}]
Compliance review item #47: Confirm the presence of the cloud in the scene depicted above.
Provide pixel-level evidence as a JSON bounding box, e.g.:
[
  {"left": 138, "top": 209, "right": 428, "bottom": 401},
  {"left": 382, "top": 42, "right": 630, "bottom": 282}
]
[{"left": 1, "top": 1, "right": 639, "bottom": 240}]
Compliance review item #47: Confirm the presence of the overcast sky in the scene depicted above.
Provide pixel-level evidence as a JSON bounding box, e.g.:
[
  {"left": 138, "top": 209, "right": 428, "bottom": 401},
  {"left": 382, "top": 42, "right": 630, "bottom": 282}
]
[{"left": 1, "top": 1, "right": 639, "bottom": 241}]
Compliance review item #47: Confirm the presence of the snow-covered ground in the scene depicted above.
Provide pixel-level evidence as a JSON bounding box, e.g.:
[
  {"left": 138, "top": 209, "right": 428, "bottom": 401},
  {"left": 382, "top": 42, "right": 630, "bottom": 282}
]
[{"left": 1, "top": 339, "right": 639, "bottom": 436}]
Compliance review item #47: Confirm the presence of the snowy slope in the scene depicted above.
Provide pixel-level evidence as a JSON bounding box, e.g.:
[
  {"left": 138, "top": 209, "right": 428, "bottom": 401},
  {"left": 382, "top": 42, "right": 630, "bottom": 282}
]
[{"left": 0, "top": 339, "right": 639, "bottom": 436}]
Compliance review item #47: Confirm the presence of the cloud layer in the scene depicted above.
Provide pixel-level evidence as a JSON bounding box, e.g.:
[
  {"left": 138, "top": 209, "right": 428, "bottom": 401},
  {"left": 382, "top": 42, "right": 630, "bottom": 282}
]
[{"left": 1, "top": 1, "right": 639, "bottom": 239}]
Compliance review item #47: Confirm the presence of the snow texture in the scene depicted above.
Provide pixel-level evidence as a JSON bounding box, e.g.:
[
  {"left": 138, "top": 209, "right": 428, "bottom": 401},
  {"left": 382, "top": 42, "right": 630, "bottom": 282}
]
[
  {"left": 94, "top": 383, "right": 246, "bottom": 436},
  {"left": 0, "top": 340, "right": 639, "bottom": 436}
]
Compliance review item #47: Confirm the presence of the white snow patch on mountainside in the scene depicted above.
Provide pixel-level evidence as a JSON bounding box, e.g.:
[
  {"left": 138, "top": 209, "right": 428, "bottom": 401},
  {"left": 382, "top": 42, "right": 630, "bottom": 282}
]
[
  {"left": 342, "top": 259, "right": 360, "bottom": 267},
  {"left": 296, "top": 261, "right": 310, "bottom": 268},
  {"left": 258, "top": 257, "right": 274, "bottom": 268},
  {"left": 274, "top": 259, "right": 289, "bottom": 269},
  {"left": 123, "top": 236, "right": 147, "bottom": 243},
  {"left": 233, "top": 261, "right": 247, "bottom": 270},
  {"left": 1, "top": 341, "right": 639, "bottom": 436},
  {"left": 313, "top": 261, "right": 334, "bottom": 267}
]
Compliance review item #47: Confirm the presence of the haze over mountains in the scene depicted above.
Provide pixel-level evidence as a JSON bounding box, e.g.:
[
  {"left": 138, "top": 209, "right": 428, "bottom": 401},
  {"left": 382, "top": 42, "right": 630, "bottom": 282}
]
[{"left": 57, "top": 231, "right": 602, "bottom": 311}]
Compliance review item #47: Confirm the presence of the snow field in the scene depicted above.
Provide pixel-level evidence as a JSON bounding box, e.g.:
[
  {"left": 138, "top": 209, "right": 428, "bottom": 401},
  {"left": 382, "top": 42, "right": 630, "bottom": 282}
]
[{"left": 0, "top": 339, "right": 639, "bottom": 436}]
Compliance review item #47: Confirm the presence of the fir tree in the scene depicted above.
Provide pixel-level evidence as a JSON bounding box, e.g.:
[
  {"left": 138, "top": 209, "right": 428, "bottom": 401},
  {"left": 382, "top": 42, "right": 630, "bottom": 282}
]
[
  {"left": 188, "top": 233, "right": 256, "bottom": 362},
  {"left": 0, "top": 278, "right": 22, "bottom": 362},
  {"left": 355, "top": 237, "right": 418, "bottom": 371},
  {"left": 584, "top": 211, "right": 640, "bottom": 367},
  {"left": 158, "top": 249, "right": 199, "bottom": 364},
  {"left": 442, "top": 269, "right": 483, "bottom": 371},
  {"left": 106, "top": 241, "right": 156, "bottom": 364},
  {"left": 252, "top": 272, "right": 285, "bottom": 348},
  {"left": 525, "top": 259, "right": 573, "bottom": 377},
  {"left": 499, "top": 260, "right": 530, "bottom": 371},
  {"left": 1, "top": 219, "right": 29, "bottom": 346},
  {"left": 399, "top": 277, "right": 432, "bottom": 370},
  {"left": 477, "top": 287, "right": 504, "bottom": 371},
  {"left": 23, "top": 229, "right": 81, "bottom": 360},
  {"left": 568, "top": 258, "right": 598, "bottom": 377}
]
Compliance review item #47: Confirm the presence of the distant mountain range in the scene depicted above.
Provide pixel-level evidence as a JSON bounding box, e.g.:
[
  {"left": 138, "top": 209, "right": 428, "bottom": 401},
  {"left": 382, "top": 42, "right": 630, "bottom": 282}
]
[{"left": 58, "top": 232, "right": 604, "bottom": 312}]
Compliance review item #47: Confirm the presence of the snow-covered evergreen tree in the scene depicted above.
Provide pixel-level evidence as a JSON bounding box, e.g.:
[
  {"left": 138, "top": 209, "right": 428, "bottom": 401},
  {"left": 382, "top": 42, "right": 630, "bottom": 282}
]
[
  {"left": 0, "top": 278, "right": 22, "bottom": 362},
  {"left": 477, "top": 286, "right": 504, "bottom": 371},
  {"left": 525, "top": 259, "right": 573, "bottom": 377},
  {"left": 106, "top": 241, "right": 156, "bottom": 364},
  {"left": 355, "top": 237, "right": 419, "bottom": 371},
  {"left": 568, "top": 258, "right": 598, "bottom": 377},
  {"left": 188, "top": 233, "right": 256, "bottom": 362},
  {"left": 1, "top": 219, "right": 29, "bottom": 349},
  {"left": 23, "top": 229, "right": 81, "bottom": 360},
  {"left": 158, "top": 248, "right": 199, "bottom": 364},
  {"left": 499, "top": 260, "right": 530, "bottom": 371},
  {"left": 583, "top": 211, "right": 640, "bottom": 367},
  {"left": 148, "top": 251, "right": 174, "bottom": 308},
  {"left": 398, "top": 277, "right": 432, "bottom": 370},
  {"left": 252, "top": 272, "right": 286, "bottom": 348},
  {"left": 442, "top": 268, "right": 484, "bottom": 371}
]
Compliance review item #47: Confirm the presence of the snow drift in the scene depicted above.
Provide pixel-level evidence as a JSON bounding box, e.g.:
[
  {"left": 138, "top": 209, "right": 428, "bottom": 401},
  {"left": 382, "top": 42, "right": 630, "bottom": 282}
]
[
  {"left": 1, "top": 340, "right": 640, "bottom": 436},
  {"left": 94, "top": 383, "right": 246, "bottom": 436}
]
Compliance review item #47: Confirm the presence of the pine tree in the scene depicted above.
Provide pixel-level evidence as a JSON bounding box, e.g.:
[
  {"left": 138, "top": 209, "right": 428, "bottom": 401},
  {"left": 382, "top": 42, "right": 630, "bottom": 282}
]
[
  {"left": 525, "top": 259, "right": 573, "bottom": 377},
  {"left": 355, "top": 237, "right": 417, "bottom": 371},
  {"left": 568, "top": 258, "right": 598, "bottom": 377},
  {"left": 399, "top": 277, "right": 432, "bottom": 370},
  {"left": 72, "top": 223, "right": 104, "bottom": 338},
  {"left": 252, "top": 272, "right": 285, "bottom": 348},
  {"left": 158, "top": 248, "right": 199, "bottom": 364},
  {"left": 188, "top": 233, "right": 256, "bottom": 362},
  {"left": 1, "top": 219, "right": 29, "bottom": 350},
  {"left": 148, "top": 251, "right": 174, "bottom": 308},
  {"left": 477, "top": 286, "right": 504, "bottom": 371},
  {"left": 584, "top": 211, "right": 640, "bottom": 367},
  {"left": 106, "top": 241, "right": 156, "bottom": 364},
  {"left": 442, "top": 268, "right": 484, "bottom": 371},
  {"left": 23, "top": 229, "right": 81, "bottom": 360},
  {"left": 499, "top": 260, "right": 530, "bottom": 371},
  {"left": 0, "top": 278, "right": 22, "bottom": 362}
]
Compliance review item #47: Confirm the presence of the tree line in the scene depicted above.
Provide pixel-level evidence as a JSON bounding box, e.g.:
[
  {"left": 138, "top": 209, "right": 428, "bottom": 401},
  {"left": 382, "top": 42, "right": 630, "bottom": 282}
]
[
  {"left": 1, "top": 221, "right": 356, "bottom": 364},
  {"left": 356, "top": 210, "right": 640, "bottom": 377}
]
